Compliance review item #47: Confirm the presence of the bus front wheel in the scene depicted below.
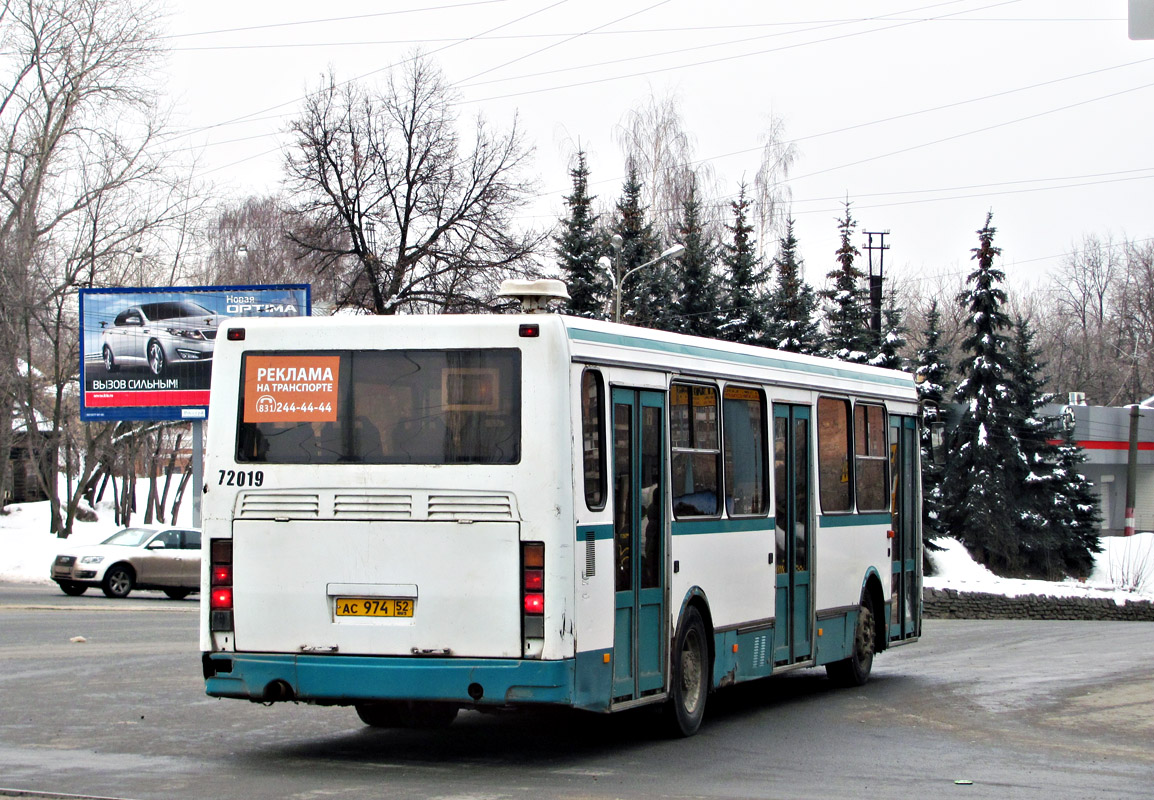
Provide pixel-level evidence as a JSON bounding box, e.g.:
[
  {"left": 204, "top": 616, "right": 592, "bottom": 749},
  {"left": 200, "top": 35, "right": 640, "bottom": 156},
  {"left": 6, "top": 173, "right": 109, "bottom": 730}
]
[
  {"left": 665, "top": 605, "right": 709, "bottom": 737},
  {"left": 827, "top": 595, "right": 876, "bottom": 687}
]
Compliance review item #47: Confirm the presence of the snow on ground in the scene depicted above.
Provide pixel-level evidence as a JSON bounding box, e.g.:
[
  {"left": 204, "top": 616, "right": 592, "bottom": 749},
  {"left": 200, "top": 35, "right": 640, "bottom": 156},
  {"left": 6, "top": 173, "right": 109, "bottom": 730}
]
[
  {"left": 1, "top": 496, "right": 1152, "bottom": 602},
  {"left": 925, "top": 534, "right": 1154, "bottom": 602},
  {"left": 0, "top": 495, "right": 194, "bottom": 585}
]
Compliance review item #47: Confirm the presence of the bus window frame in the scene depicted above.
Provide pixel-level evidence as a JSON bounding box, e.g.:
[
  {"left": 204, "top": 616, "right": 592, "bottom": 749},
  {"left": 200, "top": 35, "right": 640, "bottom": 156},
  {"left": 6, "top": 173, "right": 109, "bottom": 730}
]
[
  {"left": 721, "top": 383, "right": 769, "bottom": 519},
  {"left": 853, "top": 401, "right": 890, "bottom": 512},
  {"left": 816, "top": 395, "right": 854, "bottom": 515},
  {"left": 580, "top": 368, "right": 607, "bottom": 512},
  {"left": 669, "top": 381, "right": 722, "bottom": 520}
]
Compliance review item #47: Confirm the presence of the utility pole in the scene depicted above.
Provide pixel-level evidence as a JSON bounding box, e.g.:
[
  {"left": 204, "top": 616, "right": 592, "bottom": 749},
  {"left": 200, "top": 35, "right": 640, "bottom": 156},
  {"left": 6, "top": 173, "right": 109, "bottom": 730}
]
[
  {"left": 1125, "top": 403, "right": 1141, "bottom": 536},
  {"left": 863, "top": 230, "right": 890, "bottom": 345}
]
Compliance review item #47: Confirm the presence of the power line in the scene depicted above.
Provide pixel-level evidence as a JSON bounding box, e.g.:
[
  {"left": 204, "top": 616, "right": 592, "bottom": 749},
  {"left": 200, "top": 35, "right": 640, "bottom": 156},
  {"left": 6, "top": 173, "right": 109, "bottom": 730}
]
[{"left": 162, "top": 1, "right": 511, "bottom": 40}]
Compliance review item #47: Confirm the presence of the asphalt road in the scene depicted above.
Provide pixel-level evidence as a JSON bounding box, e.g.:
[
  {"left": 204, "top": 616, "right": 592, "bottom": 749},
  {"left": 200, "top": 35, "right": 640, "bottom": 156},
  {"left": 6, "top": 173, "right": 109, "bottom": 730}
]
[{"left": 1, "top": 581, "right": 1152, "bottom": 800}]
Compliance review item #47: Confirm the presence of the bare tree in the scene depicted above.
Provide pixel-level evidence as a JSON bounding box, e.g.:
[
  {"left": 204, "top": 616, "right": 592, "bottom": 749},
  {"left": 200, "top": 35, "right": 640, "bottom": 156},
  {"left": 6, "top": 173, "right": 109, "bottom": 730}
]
[
  {"left": 752, "top": 114, "right": 798, "bottom": 254},
  {"left": 0, "top": 0, "right": 198, "bottom": 530},
  {"left": 613, "top": 90, "right": 713, "bottom": 239},
  {"left": 193, "top": 194, "right": 333, "bottom": 295},
  {"left": 284, "top": 54, "right": 544, "bottom": 315},
  {"left": 1114, "top": 238, "right": 1154, "bottom": 403}
]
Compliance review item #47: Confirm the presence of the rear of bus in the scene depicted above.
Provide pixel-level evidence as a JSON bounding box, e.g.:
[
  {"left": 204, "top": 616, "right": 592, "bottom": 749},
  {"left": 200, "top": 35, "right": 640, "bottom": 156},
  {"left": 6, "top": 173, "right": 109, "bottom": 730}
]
[{"left": 199, "top": 314, "right": 577, "bottom": 720}]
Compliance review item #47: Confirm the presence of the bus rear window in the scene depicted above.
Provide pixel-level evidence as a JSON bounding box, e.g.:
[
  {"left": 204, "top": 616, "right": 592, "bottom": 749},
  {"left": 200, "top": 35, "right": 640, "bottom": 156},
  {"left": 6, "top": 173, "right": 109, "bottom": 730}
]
[{"left": 236, "top": 349, "right": 521, "bottom": 465}]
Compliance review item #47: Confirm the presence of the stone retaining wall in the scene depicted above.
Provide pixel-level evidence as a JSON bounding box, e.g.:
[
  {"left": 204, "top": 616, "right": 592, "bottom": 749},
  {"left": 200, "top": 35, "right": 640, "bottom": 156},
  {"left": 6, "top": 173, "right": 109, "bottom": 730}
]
[{"left": 922, "top": 587, "right": 1154, "bottom": 621}]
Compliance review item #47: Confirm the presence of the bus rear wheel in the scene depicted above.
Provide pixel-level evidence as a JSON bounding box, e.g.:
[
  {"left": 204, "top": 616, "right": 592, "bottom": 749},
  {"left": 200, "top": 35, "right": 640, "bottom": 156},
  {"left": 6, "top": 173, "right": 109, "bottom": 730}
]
[
  {"left": 664, "top": 605, "right": 708, "bottom": 737},
  {"left": 827, "top": 595, "right": 876, "bottom": 687}
]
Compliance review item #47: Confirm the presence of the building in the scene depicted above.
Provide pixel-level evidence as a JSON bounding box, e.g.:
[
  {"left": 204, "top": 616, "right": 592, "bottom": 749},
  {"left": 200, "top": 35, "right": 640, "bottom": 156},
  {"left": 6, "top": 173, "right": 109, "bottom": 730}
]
[{"left": 1046, "top": 395, "right": 1154, "bottom": 536}]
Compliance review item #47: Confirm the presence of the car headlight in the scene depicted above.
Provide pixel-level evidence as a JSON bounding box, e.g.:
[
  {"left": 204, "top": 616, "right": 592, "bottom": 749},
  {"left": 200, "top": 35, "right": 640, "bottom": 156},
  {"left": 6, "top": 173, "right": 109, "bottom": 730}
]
[
  {"left": 166, "top": 327, "right": 205, "bottom": 340},
  {"left": 80, "top": 556, "right": 104, "bottom": 564}
]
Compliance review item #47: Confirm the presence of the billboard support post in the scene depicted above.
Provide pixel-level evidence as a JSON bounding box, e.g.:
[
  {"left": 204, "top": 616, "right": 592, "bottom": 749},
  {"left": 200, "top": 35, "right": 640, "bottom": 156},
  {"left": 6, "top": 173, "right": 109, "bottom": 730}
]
[{"left": 193, "top": 419, "right": 203, "bottom": 528}]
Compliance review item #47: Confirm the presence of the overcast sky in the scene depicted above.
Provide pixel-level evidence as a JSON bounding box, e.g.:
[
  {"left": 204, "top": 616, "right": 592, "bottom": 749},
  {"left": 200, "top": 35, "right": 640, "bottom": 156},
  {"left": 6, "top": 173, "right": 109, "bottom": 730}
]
[{"left": 161, "top": 0, "right": 1153, "bottom": 293}]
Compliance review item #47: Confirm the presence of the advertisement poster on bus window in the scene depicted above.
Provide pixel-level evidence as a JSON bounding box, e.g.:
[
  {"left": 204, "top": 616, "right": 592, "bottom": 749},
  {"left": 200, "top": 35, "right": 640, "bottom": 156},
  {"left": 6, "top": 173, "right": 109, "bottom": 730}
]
[{"left": 79, "top": 284, "right": 311, "bottom": 422}]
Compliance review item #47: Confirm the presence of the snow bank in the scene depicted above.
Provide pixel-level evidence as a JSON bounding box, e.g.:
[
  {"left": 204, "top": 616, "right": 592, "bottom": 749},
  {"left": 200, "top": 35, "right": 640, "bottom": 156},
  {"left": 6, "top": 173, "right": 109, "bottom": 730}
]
[
  {"left": 925, "top": 534, "right": 1154, "bottom": 603},
  {"left": 0, "top": 496, "right": 193, "bottom": 584}
]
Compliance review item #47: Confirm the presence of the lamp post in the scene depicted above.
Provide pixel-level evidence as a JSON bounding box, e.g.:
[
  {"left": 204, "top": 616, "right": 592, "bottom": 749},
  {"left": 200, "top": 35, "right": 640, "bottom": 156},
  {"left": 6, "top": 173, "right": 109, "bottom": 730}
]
[{"left": 598, "top": 240, "right": 685, "bottom": 324}]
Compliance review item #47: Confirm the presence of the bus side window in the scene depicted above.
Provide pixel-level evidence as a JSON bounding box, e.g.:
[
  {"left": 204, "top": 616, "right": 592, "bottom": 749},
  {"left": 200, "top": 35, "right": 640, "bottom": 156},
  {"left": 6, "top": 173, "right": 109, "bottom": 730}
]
[
  {"left": 671, "top": 383, "right": 720, "bottom": 518},
  {"left": 723, "top": 386, "right": 767, "bottom": 516},
  {"left": 854, "top": 403, "right": 889, "bottom": 511},
  {"left": 581, "top": 370, "right": 606, "bottom": 510},
  {"left": 817, "top": 397, "right": 852, "bottom": 512}
]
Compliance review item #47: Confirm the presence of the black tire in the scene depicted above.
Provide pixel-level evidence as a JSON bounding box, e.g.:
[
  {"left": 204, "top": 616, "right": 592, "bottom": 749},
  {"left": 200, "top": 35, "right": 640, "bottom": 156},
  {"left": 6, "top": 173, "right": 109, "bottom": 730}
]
[
  {"left": 102, "top": 346, "right": 119, "bottom": 373},
  {"left": 163, "top": 588, "right": 192, "bottom": 600},
  {"left": 57, "top": 580, "right": 87, "bottom": 596},
  {"left": 147, "top": 340, "right": 167, "bottom": 376},
  {"left": 101, "top": 564, "right": 134, "bottom": 598},
  {"left": 665, "top": 605, "right": 709, "bottom": 737},
  {"left": 826, "top": 594, "right": 876, "bottom": 687},
  {"left": 355, "top": 701, "right": 458, "bottom": 729}
]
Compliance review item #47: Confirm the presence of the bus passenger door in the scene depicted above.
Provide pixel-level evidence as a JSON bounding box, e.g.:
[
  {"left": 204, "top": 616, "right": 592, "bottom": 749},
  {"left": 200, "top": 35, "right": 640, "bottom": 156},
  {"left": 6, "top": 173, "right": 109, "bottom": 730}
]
[
  {"left": 773, "top": 404, "right": 812, "bottom": 664},
  {"left": 611, "top": 388, "right": 666, "bottom": 701},
  {"left": 889, "top": 414, "right": 920, "bottom": 640}
]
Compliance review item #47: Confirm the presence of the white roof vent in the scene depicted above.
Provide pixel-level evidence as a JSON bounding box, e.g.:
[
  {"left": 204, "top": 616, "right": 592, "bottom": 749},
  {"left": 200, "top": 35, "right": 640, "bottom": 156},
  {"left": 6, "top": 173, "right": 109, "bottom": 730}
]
[{"left": 497, "top": 279, "right": 571, "bottom": 314}]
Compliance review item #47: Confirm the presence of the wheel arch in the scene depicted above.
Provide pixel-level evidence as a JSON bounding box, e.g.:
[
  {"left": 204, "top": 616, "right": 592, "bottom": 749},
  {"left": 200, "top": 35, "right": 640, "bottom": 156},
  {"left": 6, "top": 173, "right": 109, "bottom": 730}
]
[
  {"left": 673, "top": 587, "right": 715, "bottom": 688},
  {"left": 106, "top": 560, "right": 136, "bottom": 581}
]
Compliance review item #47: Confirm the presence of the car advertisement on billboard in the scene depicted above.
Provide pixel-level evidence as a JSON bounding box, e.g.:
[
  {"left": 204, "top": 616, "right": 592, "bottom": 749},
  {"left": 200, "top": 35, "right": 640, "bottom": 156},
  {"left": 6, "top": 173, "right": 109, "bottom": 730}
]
[{"left": 79, "top": 285, "right": 311, "bottom": 421}]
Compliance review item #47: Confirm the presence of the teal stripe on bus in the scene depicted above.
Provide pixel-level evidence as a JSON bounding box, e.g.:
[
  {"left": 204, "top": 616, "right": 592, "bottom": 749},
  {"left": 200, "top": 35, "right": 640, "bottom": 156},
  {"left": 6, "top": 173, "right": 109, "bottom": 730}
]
[
  {"left": 566, "top": 327, "right": 913, "bottom": 389},
  {"left": 672, "top": 518, "right": 771, "bottom": 536},
  {"left": 819, "top": 513, "right": 892, "bottom": 528},
  {"left": 576, "top": 524, "right": 614, "bottom": 541}
]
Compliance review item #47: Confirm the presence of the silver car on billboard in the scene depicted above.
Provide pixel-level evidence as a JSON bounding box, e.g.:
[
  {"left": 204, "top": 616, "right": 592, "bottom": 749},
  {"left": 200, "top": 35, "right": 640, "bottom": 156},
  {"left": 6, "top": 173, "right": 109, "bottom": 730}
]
[{"left": 100, "top": 300, "right": 223, "bottom": 377}]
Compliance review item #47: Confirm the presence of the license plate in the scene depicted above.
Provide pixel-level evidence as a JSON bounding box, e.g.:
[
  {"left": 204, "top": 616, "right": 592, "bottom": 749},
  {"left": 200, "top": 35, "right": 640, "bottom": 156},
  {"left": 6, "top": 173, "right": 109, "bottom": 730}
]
[{"left": 334, "top": 597, "right": 414, "bottom": 617}]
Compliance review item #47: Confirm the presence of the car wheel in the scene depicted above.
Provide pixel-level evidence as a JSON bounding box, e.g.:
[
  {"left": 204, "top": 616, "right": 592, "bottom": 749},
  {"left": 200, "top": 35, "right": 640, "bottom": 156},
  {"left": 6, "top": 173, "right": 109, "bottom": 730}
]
[
  {"left": 101, "top": 564, "right": 134, "bottom": 598},
  {"left": 102, "top": 345, "right": 119, "bottom": 373},
  {"left": 147, "top": 340, "right": 167, "bottom": 376},
  {"left": 163, "top": 588, "right": 192, "bottom": 600},
  {"left": 57, "top": 580, "right": 87, "bottom": 596}
]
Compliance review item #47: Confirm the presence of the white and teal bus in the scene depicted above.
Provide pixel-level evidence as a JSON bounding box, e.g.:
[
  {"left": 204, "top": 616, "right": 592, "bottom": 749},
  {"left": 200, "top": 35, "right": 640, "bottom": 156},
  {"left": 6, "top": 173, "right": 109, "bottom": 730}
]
[{"left": 200, "top": 285, "right": 922, "bottom": 736}]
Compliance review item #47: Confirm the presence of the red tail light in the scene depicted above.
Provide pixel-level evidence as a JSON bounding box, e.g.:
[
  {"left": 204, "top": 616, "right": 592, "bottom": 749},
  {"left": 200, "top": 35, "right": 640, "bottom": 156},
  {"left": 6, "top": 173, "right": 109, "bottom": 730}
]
[
  {"left": 209, "top": 539, "right": 234, "bottom": 632},
  {"left": 522, "top": 542, "right": 544, "bottom": 656},
  {"left": 210, "top": 587, "right": 233, "bottom": 609},
  {"left": 523, "top": 593, "right": 544, "bottom": 614}
]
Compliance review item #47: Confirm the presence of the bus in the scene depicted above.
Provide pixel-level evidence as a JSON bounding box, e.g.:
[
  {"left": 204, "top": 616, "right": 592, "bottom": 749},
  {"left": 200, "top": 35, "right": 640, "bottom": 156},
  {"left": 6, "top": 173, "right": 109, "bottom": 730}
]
[{"left": 200, "top": 284, "right": 922, "bottom": 736}]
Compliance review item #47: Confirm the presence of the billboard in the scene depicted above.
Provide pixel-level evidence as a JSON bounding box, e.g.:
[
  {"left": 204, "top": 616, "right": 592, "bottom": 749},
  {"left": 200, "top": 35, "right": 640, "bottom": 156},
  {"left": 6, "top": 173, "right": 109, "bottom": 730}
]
[{"left": 79, "top": 284, "right": 310, "bottom": 421}]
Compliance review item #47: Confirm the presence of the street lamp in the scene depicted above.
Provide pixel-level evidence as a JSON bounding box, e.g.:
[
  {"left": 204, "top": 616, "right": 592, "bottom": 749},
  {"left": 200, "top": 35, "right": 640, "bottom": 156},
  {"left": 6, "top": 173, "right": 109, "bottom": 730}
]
[{"left": 598, "top": 241, "right": 685, "bottom": 324}]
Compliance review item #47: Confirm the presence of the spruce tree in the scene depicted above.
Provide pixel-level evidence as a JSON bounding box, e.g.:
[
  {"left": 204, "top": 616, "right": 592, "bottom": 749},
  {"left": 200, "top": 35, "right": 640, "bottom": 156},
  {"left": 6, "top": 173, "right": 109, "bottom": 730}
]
[
  {"left": 767, "top": 217, "right": 822, "bottom": 354},
  {"left": 1009, "top": 316, "right": 1103, "bottom": 579},
  {"left": 1051, "top": 427, "right": 1103, "bottom": 578},
  {"left": 555, "top": 150, "right": 606, "bottom": 318},
  {"left": 915, "top": 300, "right": 952, "bottom": 553},
  {"left": 610, "top": 161, "right": 663, "bottom": 327},
  {"left": 822, "top": 200, "right": 872, "bottom": 363},
  {"left": 1009, "top": 315, "right": 1065, "bottom": 578},
  {"left": 671, "top": 176, "right": 721, "bottom": 338},
  {"left": 870, "top": 288, "right": 907, "bottom": 371},
  {"left": 947, "top": 212, "right": 1025, "bottom": 575},
  {"left": 718, "top": 184, "right": 771, "bottom": 345}
]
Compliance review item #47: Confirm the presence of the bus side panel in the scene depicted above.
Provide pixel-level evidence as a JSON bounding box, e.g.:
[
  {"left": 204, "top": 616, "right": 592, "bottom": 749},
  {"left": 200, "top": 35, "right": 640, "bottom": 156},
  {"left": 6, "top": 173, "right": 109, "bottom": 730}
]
[
  {"left": 670, "top": 526, "right": 774, "bottom": 632},
  {"left": 814, "top": 520, "right": 891, "bottom": 613}
]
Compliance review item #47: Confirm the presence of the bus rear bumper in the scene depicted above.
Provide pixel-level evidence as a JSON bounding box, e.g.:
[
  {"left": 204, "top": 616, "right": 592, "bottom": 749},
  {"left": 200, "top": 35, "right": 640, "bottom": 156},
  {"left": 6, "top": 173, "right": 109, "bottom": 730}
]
[{"left": 203, "top": 652, "right": 580, "bottom": 707}]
